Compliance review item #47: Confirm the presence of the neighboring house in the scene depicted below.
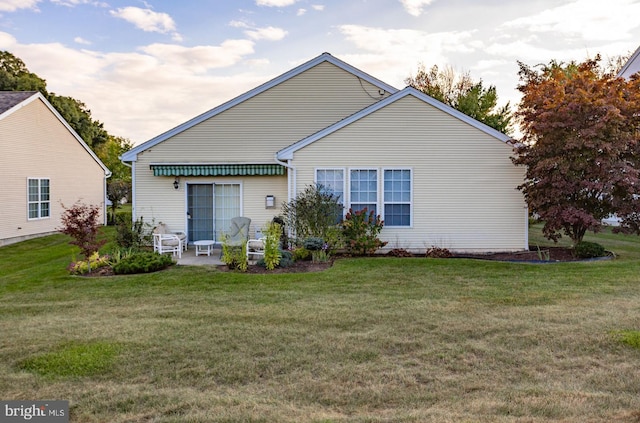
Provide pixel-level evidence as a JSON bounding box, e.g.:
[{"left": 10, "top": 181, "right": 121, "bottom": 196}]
[
  {"left": 0, "top": 91, "right": 111, "bottom": 247},
  {"left": 121, "top": 53, "right": 527, "bottom": 253},
  {"left": 618, "top": 45, "right": 640, "bottom": 80},
  {"left": 603, "top": 46, "right": 640, "bottom": 226}
]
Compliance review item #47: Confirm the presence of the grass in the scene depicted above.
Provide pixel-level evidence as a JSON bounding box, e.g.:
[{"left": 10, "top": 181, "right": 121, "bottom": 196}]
[{"left": 1, "top": 227, "right": 640, "bottom": 422}]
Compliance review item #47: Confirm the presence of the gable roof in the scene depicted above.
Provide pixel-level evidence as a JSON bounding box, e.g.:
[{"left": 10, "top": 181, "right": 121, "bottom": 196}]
[
  {"left": 276, "top": 86, "right": 512, "bottom": 160},
  {"left": 618, "top": 45, "right": 640, "bottom": 79},
  {"left": 0, "top": 91, "right": 111, "bottom": 176},
  {"left": 120, "top": 52, "right": 399, "bottom": 162}
]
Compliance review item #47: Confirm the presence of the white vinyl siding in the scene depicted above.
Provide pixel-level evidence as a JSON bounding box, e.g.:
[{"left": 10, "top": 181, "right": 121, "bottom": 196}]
[
  {"left": 289, "top": 95, "right": 527, "bottom": 253},
  {"left": 1, "top": 97, "right": 107, "bottom": 246},
  {"left": 27, "top": 178, "right": 50, "bottom": 219}
]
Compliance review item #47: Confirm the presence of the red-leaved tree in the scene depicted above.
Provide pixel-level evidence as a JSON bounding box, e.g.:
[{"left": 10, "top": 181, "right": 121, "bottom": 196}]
[
  {"left": 59, "top": 203, "right": 105, "bottom": 258},
  {"left": 512, "top": 56, "right": 640, "bottom": 245}
]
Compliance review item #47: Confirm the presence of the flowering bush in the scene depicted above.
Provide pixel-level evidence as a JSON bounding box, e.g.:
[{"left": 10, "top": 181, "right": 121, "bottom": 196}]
[{"left": 340, "top": 208, "right": 387, "bottom": 256}]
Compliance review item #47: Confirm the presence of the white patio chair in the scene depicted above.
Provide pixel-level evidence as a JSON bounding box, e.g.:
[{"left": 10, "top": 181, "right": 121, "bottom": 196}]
[{"left": 152, "top": 223, "right": 187, "bottom": 259}]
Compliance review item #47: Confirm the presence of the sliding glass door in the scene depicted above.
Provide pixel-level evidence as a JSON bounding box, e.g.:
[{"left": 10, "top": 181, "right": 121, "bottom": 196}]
[{"left": 187, "top": 183, "right": 240, "bottom": 242}]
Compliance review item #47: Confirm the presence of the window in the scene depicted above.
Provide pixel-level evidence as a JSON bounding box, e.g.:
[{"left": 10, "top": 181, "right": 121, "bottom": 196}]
[
  {"left": 350, "top": 169, "right": 377, "bottom": 214},
  {"left": 383, "top": 169, "right": 411, "bottom": 226},
  {"left": 316, "top": 169, "right": 344, "bottom": 202},
  {"left": 28, "top": 178, "right": 50, "bottom": 219}
]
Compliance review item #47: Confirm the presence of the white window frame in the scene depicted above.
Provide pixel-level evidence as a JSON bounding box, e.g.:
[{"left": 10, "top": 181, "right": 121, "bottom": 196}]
[
  {"left": 315, "top": 168, "right": 346, "bottom": 214},
  {"left": 382, "top": 168, "right": 413, "bottom": 228},
  {"left": 348, "top": 168, "right": 379, "bottom": 215},
  {"left": 27, "top": 177, "right": 50, "bottom": 220}
]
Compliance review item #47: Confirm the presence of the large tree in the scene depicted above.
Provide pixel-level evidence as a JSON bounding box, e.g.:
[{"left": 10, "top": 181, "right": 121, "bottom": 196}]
[
  {"left": 406, "top": 64, "right": 512, "bottom": 134},
  {"left": 512, "top": 56, "right": 640, "bottom": 245}
]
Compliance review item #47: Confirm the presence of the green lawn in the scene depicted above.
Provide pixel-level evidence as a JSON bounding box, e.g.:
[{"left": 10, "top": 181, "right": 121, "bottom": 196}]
[{"left": 1, "top": 227, "right": 639, "bottom": 422}]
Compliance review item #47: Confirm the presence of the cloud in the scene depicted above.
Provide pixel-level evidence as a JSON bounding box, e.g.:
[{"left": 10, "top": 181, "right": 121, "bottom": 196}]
[
  {"left": 74, "top": 36, "right": 91, "bottom": 45},
  {"left": 297, "top": 8, "right": 306, "bottom": 15},
  {"left": 50, "top": 0, "right": 108, "bottom": 6},
  {"left": 229, "top": 21, "right": 287, "bottom": 41},
  {"left": 256, "top": 0, "right": 297, "bottom": 6},
  {"left": 399, "top": 0, "right": 434, "bottom": 17},
  {"left": 245, "top": 26, "right": 288, "bottom": 41},
  {"left": 312, "top": 4, "right": 325, "bottom": 11},
  {"left": 0, "top": 31, "right": 263, "bottom": 143},
  {"left": 501, "top": 0, "right": 640, "bottom": 41},
  {"left": 110, "top": 6, "right": 177, "bottom": 34},
  {"left": 0, "top": 0, "right": 39, "bottom": 12}
]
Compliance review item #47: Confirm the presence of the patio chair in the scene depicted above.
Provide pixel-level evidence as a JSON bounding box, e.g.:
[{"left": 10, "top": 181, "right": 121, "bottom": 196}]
[
  {"left": 225, "top": 217, "right": 251, "bottom": 247},
  {"left": 153, "top": 223, "right": 187, "bottom": 259},
  {"left": 247, "top": 237, "right": 265, "bottom": 262}
]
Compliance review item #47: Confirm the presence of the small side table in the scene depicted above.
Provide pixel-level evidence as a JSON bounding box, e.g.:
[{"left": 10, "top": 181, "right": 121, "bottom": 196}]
[{"left": 194, "top": 240, "right": 215, "bottom": 256}]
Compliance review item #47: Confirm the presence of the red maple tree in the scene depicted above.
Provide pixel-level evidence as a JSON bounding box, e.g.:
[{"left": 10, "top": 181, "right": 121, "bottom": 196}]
[{"left": 512, "top": 56, "right": 640, "bottom": 245}]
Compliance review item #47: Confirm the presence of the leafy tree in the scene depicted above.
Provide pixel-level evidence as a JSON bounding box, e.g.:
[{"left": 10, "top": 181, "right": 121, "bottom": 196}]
[
  {"left": 96, "top": 135, "right": 133, "bottom": 182},
  {"left": 59, "top": 203, "right": 105, "bottom": 258},
  {"left": 0, "top": 51, "right": 47, "bottom": 93},
  {"left": 512, "top": 56, "right": 640, "bottom": 245},
  {"left": 406, "top": 64, "right": 512, "bottom": 134},
  {"left": 47, "top": 94, "right": 108, "bottom": 148}
]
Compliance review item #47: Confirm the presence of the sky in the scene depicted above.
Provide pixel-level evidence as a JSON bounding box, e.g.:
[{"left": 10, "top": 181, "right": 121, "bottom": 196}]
[{"left": 0, "top": 0, "right": 639, "bottom": 145}]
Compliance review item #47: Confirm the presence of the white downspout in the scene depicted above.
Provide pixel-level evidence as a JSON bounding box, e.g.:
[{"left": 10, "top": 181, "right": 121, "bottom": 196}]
[
  {"left": 274, "top": 154, "right": 296, "bottom": 202},
  {"left": 119, "top": 158, "right": 135, "bottom": 222}
]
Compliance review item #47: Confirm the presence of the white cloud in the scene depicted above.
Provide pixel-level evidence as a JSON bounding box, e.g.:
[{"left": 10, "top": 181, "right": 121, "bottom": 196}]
[
  {"left": 110, "top": 6, "right": 177, "bottom": 34},
  {"left": 256, "top": 0, "right": 297, "bottom": 6},
  {"left": 399, "top": 0, "right": 434, "bottom": 17},
  {"left": 0, "top": 0, "right": 39, "bottom": 12},
  {"left": 245, "top": 26, "right": 288, "bottom": 41},
  {"left": 50, "top": 0, "right": 108, "bottom": 6},
  {"left": 312, "top": 4, "right": 325, "bottom": 11},
  {"left": 338, "top": 24, "right": 475, "bottom": 87},
  {"left": 501, "top": 0, "right": 640, "bottom": 41},
  {"left": 0, "top": 31, "right": 263, "bottom": 143},
  {"left": 297, "top": 8, "right": 306, "bottom": 16},
  {"left": 73, "top": 36, "right": 91, "bottom": 45}
]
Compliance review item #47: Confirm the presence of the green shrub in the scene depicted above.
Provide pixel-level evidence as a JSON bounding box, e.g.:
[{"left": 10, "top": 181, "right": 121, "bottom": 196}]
[
  {"left": 303, "top": 237, "right": 324, "bottom": 251},
  {"left": 116, "top": 216, "right": 153, "bottom": 249},
  {"left": 291, "top": 247, "right": 311, "bottom": 261},
  {"left": 574, "top": 241, "right": 605, "bottom": 259},
  {"left": 263, "top": 222, "right": 283, "bottom": 270},
  {"left": 221, "top": 236, "right": 247, "bottom": 272},
  {"left": 340, "top": 208, "right": 387, "bottom": 256},
  {"left": 258, "top": 250, "right": 294, "bottom": 269},
  {"left": 112, "top": 252, "right": 174, "bottom": 274}
]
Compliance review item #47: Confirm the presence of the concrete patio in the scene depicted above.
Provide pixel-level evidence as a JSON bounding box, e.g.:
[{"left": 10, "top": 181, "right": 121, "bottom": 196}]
[{"left": 176, "top": 246, "right": 224, "bottom": 266}]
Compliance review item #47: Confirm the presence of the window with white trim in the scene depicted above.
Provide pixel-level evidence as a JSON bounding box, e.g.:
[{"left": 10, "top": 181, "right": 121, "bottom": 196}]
[
  {"left": 383, "top": 169, "right": 411, "bottom": 226},
  {"left": 28, "top": 178, "right": 50, "bottom": 219},
  {"left": 350, "top": 169, "right": 378, "bottom": 214},
  {"left": 316, "top": 169, "right": 344, "bottom": 203}
]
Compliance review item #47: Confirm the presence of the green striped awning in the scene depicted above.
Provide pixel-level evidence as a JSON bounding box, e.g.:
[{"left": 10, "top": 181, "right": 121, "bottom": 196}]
[{"left": 150, "top": 164, "right": 286, "bottom": 177}]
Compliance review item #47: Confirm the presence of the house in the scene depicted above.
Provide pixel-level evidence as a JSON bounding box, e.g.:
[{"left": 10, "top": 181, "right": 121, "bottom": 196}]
[
  {"left": 618, "top": 45, "right": 640, "bottom": 79},
  {"left": 0, "top": 91, "right": 111, "bottom": 247},
  {"left": 120, "top": 53, "right": 527, "bottom": 253}
]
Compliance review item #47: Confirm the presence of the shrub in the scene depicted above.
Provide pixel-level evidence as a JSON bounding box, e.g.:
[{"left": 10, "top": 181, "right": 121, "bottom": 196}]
[
  {"left": 340, "top": 208, "right": 387, "bottom": 256},
  {"left": 59, "top": 202, "right": 105, "bottom": 258},
  {"left": 116, "top": 215, "right": 153, "bottom": 249},
  {"left": 426, "top": 247, "right": 452, "bottom": 258},
  {"left": 112, "top": 252, "right": 174, "bottom": 274},
  {"left": 258, "top": 250, "right": 295, "bottom": 269},
  {"left": 290, "top": 247, "right": 311, "bottom": 261},
  {"left": 68, "top": 252, "right": 111, "bottom": 275},
  {"left": 303, "top": 237, "right": 324, "bottom": 251},
  {"left": 574, "top": 241, "right": 605, "bottom": 259},
  {"left": 263, "top": 222, "right": 283, "bottom": 270},
  {"left": 387, "top": 248, "right": 413, "bottom": 257},
  {"left": 221, "top": 237, "right": 248, "bottom": 272},
  {"left": 281, "top": 184, "right": 343, "bottom": 247}
]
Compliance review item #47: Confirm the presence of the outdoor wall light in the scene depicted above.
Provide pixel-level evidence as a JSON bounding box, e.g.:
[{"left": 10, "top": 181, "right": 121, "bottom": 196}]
[
  {"left": 265, "top": 195, "right": 275, "bottom": 209},
  {"left": 173, "top": 177, "right": 180, "bottom": 190}
]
